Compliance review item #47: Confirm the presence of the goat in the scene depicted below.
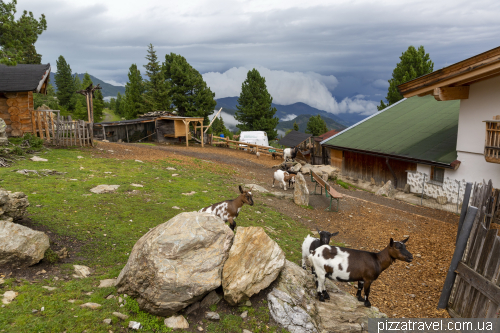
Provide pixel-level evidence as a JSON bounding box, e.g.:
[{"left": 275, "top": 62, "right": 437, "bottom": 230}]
[
  {"left": 272, "top": 152, "right": 277, "bottom": 160},
  {"left": 301, "top": 229, "right": 339, "bottom": 274},
  {"left": 309, "top": 237, "right": 413, "bottom": 307},
  {"left": 256, "top": 151, "right": 260, "bottom": 159},
  {"left": 272, "top": 169, "right": 296, "bottom": 191},
  {"left": 283, "top": 146, "right": 299, "bottom": 162},
  {"left": 198, "top": 185, "right": 254, "bottom": 231}
]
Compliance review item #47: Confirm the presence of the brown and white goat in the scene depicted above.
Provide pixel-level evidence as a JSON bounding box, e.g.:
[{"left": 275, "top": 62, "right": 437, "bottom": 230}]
[
  {"left": 309, "top": 237, "right": 413, "bottom": 307},
  {"left": 301, "top": 229, "right": 339, "bottom": 273},
  {"left": 272, "top": 169, "right": 296, "bottom": 190},
  {"left": 198, "top": 185, "right": 254, "bottom": 230}
]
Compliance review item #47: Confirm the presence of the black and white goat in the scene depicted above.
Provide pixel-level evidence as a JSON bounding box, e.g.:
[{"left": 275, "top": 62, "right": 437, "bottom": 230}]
[
  {"left": 309, "top": 237, "right": 413, "bottom": 307},
  {"left": 199, "top": 185, "right": 254, "bottom": 230},
  {"left": 283, "top": 146, "right": 299, "bottom": 162},
  {"left": 301, "top": 229, "right": 339, "bottom": 274}
]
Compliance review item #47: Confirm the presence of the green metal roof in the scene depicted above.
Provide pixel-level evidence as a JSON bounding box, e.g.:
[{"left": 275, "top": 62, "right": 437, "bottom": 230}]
[{"left": 322, "top": 95, "right": 460, "bottom": 164}]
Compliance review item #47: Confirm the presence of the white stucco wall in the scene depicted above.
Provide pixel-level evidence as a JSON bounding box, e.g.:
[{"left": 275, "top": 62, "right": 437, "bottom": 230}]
[{"left": 408, "top": 165, "right": 467, "bottom": 204}]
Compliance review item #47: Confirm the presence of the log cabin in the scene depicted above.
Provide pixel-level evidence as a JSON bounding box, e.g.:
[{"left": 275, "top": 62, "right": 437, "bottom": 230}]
[{"left": 0, "top": 64, "right": 51, "bottom": 137}]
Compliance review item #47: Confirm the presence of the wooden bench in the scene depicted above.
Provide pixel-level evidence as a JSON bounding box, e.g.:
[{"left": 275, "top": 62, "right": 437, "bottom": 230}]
[{"left": 310, "top": 170, "right": 343, "bottom": 212}]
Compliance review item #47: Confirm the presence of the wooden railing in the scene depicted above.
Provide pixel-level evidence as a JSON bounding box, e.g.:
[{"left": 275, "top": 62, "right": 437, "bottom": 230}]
[
  {"left": 484, "top": 118, "right": 500, "bottom": 164},
  {"left": 31, "top": 111, "right": 92, "bottom": 147},
  {"left": 211, "top": 136, "right": 283, "bottom": 156}
]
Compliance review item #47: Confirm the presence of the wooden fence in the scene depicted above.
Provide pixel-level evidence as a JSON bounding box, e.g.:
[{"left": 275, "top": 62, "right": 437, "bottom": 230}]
[
  {"left": 32, "top": 111, "right": 92, "bottom": 147},
  {"left": 448, "top": 181, "right": 500, "bottom": 318},
  {"left": 211, "top": 136, "right": 283, "bottom": 157}
]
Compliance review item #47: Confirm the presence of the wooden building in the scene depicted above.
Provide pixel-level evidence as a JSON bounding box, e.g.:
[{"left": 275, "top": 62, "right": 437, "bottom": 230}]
[
  {"left": 320, "top": 96, "right": 460, "bottom": 190},
  {"left": 0, "top": 64, "right": 51, "bottom": 137},
  {"left": 311, "top": 129, "right": 340, "bottom": 165}
]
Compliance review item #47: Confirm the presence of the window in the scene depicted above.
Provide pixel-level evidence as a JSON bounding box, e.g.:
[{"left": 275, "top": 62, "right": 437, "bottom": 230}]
[{"left": 431, "top": 166, "right": 445, "bottom": 183}]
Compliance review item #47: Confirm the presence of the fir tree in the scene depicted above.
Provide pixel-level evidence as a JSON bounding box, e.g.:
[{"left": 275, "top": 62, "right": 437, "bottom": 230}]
[
  {"left": 115, "top": 92, "right": 123, "bottom": 117},
  {"left": 143, "top": 44, "right": 170, "bottom": 111},
  {"left": 211, "top": 116, "right": 226, "bottom": 135},
  {"left": 0, "top": 1, "right": 47, "bottom": 65},
  {"left": 163, "top": 53, "right": 216, "bottom": 122},
  {"left": 378, "top": 46, "right": 434, "bottom": 110},
  {"left": 54, "top": 55, "right": 75, "bottom": 109},
  {"left": 293, "top": 121, "right": 299, "bottom": 131},
  {"left": 235, "top": 69, "right": 279, "bottom": 140},
  {"left": 123, "top": 64, "right": 145, "bottom": 119},
  {"left": 305, "top": 115, "right": 328, "bottom": 136},
  {"left": 93, "top": 89, "right": 104, "bottom": 122}
]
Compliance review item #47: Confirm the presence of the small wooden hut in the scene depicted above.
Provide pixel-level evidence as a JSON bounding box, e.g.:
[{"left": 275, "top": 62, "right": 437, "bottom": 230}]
[{"left": 0, "top": 64, "right": 51, "bottom": 137}]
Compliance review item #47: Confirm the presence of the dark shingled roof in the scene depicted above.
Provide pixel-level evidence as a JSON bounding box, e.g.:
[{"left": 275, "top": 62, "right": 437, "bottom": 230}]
[
  {"left": 278, "top": 130, "right": 312, "bottom": 147},
  {"left": 0, "top": 63, "right": 51, "bottom": 93}
]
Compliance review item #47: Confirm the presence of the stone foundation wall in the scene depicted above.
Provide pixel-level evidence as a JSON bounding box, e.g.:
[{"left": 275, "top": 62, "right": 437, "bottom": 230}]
[{"left": 407, "top": 171, "right": 468, "bottom": 204}]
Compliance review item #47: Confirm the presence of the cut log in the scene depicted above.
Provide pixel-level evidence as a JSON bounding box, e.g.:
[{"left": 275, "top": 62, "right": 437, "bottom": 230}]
[
  {"left": 0, "top": 105, "right": 9, "bottom": 112},
  {"left": 11, "top": 129, "right": 22, "bottom": 136},
  {"left": 6, "top": 99, "right": 18, "bottom": 107},
  {"left": 11, "top": 122, "right": 21, "bottom": 130},
  {"left": 10, "top": 115, "right": 20, "bottom": 123},
  {"left": 8, "top": 107, "right": 20, "bottom": 115},
  {"left": 4, "top": 92, "right": 17, "bottom": 99}
]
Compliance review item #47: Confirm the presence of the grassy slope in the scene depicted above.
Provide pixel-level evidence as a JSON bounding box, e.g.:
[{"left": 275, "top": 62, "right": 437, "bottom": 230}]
[{"left": 0, "top": 147, "right": 314, "bottom": 333}]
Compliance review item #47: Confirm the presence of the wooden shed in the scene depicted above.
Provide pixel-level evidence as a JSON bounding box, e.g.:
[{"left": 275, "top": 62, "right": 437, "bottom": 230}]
[
  {"left": 93, "top": 118, "right": 156, "bottom": 143},
  {"left": 0, "top": 64, "right": 51, "bottom": 137}
]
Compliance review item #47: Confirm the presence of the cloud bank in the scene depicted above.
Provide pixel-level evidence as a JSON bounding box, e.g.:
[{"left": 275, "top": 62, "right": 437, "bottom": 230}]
[{"left": 203, "top": 66, "right": 378, "bottom": 115}]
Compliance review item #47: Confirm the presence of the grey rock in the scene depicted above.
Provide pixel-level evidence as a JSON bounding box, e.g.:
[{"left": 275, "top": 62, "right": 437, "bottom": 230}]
[
  {"left": 200, "top": 291, "right": 221, "bottom": 308},
  {"left": 300, "top": 164, "right": 313, "bottom": 175},
  {"left": 206, "top": 312, "right": 220, "bottom": 320},
  {"left": 0, "top": 189, "right": 29, "bottom": 220},
  {"left": 42, "top": 286, "right": 56, "bottom": 291},
  {"left": 375, "top": 180, "right": 395, "bottom": 198},
  {"left": 164, "top": 315, "right": 189, "bottom": 329},
  {"left": 80, "top": 302, "right": 101, "bottom": 309},
  {"left": 241, "top": 311, "right": 248, "bottom": 318},
  {"left": 89, "top": 185, "right": 120, "bottom": 194},
  {"left": 106, "top": 295, "right": 115, "bottom": 300},
  {"left": 116, "top": 212, "right": 234, "bottom": 316},
  {"left": 404, "top": 184, "right": 410, "bottom": 193},
  {"left": 293, "top": 173, "right": 309, "bottom": 206},
  {"left": 290, "top": 163, "right": 302, "bottom": 173},
  {"left": 243, "top": 330, "right": 253, "bottom": 333},
  {"left": 370, "top": 178, "right": 376, "bottom": 185},
  {"left": 73, "top": 265, "right": 91, "bottom": 278},
  {"left": 98, "top": 279, "right": 116, "bottom": 288},
  {"left": 112, "top": 312, "right": 129, "bottom": 320},
  {"left": 0, "top": 119, "right": 7, "bottom": 146},
  {"left": 2, "top": 291, "right": 18, "bottom": 305},
  {"left": 103, "top": 318, "right": 112, "bottom": 325},
  {"left": 30, "top": 156, "right": 48, "bottom": 162},
  {"left": 0, "top": 220, "right": 49, "bottom": 267},
  {"left": 222, "top": 227, "right": 285, "bottom": 305},
  {"left": 270, "top": 192, "right": 293, "bottom": 199},
  {"left": 128, "top": 321, "right": 142, "bottom": 330},
  {"left": 437, "top": 196, "right": 448, "bottom": 205},
  {"left": 244, "top": 184, "right": 268, "bottom": 193},
  {"left": 267, "top": 260, "right": 386, "bottom": 333},
  {"left": 244, "top": 300, "right": 252, "bottom": 307}
]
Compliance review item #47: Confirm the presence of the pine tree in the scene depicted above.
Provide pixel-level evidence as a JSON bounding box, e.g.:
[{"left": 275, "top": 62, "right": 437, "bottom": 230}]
[
  {"left": 378, "top": 46, "right": 434, "bottom": 110},
  {"left": 235, "top": 69, "right": 279, "bottom": 140},
  {"left": 306, "top": 115, "right": 328, "bottom": 136},
  {"left": 293, "top": 121, "right": 299, "bottom": 131},
  {"left": 122, "top": 64, "right": 145, "bottom": 119},
  {"left": 0, "top": 1, "right": 47, "bottom": 65},
  {"left": 143, "top": 44, "right": 170, "bottom": 112},
  {"left": 54, "top": 55, "right": 75, "bottom": 109},
  {"left": 212, "top": 116, "right": 226, "bottom": 135},
  {"left": 115, "top": 92, "right": 123, "bottom": 117},
  {"left": 109, "top": 98, "right": 116, "bottom": 112},
  {"left": 163, "top": 53, "right": 216, "bottom": 121},
  {"left": 93, "top": 89, "right": 104, "bottom": 122}
]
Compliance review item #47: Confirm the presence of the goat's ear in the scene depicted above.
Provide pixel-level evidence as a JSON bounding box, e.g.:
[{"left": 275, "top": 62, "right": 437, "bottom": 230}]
[
  {"left": 401, "top": 236, "right": 410, "bottom": 244},
  {"left": 317, "top": 228, "right": 321, "bottom": 234},
  {"left": 330, "top": 231, "right": 339, "bottom": 237},
  {"left": 239, "top": 185, "right": 243, "bottom": 193},
  {"left": 390, "top": 238, "right": 394, "bottom": 247}
]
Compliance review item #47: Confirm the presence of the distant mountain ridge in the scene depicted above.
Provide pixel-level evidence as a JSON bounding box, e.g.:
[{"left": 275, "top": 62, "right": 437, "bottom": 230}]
[
  {"left": 276, "top": 114, "right": 345, "bottom": 133},
  {"left": 215, "top": 97, "right": 368, "bottom": 127},
  {"left": 49, "top": 72, "right": 125, "bottom": 98}
]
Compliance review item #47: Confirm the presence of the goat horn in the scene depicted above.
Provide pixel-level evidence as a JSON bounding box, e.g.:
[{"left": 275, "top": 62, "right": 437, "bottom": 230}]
[{"left": 316, "top": 227, "right": 321, "bottom": 233}]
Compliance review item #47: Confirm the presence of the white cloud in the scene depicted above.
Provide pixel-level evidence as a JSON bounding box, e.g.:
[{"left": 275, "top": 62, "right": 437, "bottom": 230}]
[
  {"left": 281, "top": 114, "right": 298, "bottom": 121},
  {"left": 102, "top": 79, "right": 126, "bottom": 86},
  {"left": 372, "top": 79, "right": 389, "bottom": 89},
  {"left": 209, "top": 111, "right": 240, "bottom": 131},
  {"left": 203, "top": 66, "right": 378, "bottom": 115}
]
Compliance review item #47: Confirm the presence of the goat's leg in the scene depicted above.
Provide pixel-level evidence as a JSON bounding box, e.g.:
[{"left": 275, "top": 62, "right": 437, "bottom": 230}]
[
  {"left": 302, "top": 256, "right": 307, "bottom": 270},
  {"left": 322, "top": 287, "right": 330, "bottom": 300},
  {"left": 356, "top": 281, "right": 364, "bottom": 302},
  {"left": 228, "top": 217, "right": 236, "bottom": 231},
  {"left": 283, "top": 180, "right": 287, "bottom": 191},
  {"left": 272, "top": 178, "right": 275, "bottom": 188},
  {"left": 362, "top": 280, "right": 372, "bottom": 307}
]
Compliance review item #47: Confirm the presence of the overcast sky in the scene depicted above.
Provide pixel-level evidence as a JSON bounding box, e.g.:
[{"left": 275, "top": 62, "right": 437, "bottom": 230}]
[{"left": 17, "top": 0, "right": 500, "bottom": 116}]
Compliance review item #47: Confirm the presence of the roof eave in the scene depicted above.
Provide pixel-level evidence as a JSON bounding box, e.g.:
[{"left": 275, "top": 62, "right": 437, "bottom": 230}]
[{"left": 321, "top": 144, "right": 456, "bottom": 168}]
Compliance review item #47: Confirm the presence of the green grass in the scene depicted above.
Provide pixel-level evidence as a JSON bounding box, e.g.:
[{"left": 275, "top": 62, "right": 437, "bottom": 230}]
[
  {"left": 102, "top": 108, "right": 122, "bottom": 122},
  {"left": 0, "top": 147, "right": 307, "bottom": 332}
]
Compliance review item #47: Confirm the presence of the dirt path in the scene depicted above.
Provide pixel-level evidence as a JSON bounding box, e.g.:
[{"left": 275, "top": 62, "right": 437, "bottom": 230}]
[{"left": 93, "top": 142, "right": 455, "bottom": 318}]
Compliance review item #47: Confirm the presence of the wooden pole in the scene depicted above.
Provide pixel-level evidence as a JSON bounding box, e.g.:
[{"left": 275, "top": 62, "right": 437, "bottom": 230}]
[
  {"left": 37, "top": 111, "right": 44, "bottom": 140},
  {"left": 86, "top": 94, "right": 91, "bottom": 122},
  {"left": 43, "top": 112, "right": 50, "bottom": 142},
  {"left": 205, "top": 108, "right": 223, "bottom": 133},
  {"left": 183, "top": 120, "right": 189, "bottom": 147},
  {"left": 125, "top": 125, "right": 130, "bottom": 143},
  {"left": 200, "top": 121, "right": 204, "bottom": 147}
]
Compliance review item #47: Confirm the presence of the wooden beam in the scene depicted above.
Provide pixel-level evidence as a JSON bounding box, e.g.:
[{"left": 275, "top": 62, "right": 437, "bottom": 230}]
[
  {"left": 205, "top": 108, "right": 223, "bottom": 133},
  {"left": 200, "top": 120, "right": 204, "bottom": 147},
  {"left": 456, "top": 261, "right": 500, "bottom": 304},
  {"left": 433, "top": 86, "right": 470, "bottom": 101}
]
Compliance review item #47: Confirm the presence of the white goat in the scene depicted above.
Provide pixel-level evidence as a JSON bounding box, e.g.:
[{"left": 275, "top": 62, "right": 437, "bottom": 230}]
[{"left": 272, "top": 169, "right": 296, "bottom": 191}]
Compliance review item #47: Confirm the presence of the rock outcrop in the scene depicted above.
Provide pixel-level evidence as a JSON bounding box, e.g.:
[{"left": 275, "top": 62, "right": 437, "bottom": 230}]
[
  {"left": 268, "top": 260, "right": 386, "bottom": 333},
  {"left": 0, "top": 119, "right": 7, "bottom": 146},
  {"left": 0, "top": 189, "right": 29, "bottom": 220},
  {"left": 116, "top": 212, "right": 234, "bottom": 316},
  {"left": 222, "top": 227, "right": 285, "bottom": 305},
  {"left": 294, "top": 173, "right": 309, "bottom": 206},
  {"left": 0, "top": 219, "right": 50, "bottom": 267}
]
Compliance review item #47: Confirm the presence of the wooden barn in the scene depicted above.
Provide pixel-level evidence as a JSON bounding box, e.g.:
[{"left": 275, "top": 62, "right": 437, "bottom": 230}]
[
  {"left": 0, "top": 64, "right": 51, "bottom": 137},
  {"left": 311, "top": 129, "right": 340, "bottom": 165},
  {"left": 320, "top": 96, "right": 460, "bottom": 189}
]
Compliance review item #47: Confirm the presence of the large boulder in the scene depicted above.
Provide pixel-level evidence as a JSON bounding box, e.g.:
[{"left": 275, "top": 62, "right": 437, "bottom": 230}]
[
  {"left": 268, "top": 260, "right": 386, "bottom": 333},
  {"left": 294, "top": 173, "right": 309, "bottom": 206},
  {"left": 0, "top": 220, "right": 50, "bottom": 267},
  {"left": 300, "top": 164, "right": 313, "bottom": 175},
  {"left": 0, "top": 189, "right": 29, "bottom": 220},
  {"left": 222, "top": 227, "right": 285, "bottom": 305},
  {"left": 375, "top": 180, "right": 396, "bottom": 198},
  {"left": 0, "top": 119, "right": 7, "bottom": 146},
  {"left": 116, "top": 212, "right": 234, "bottom": 316}
]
